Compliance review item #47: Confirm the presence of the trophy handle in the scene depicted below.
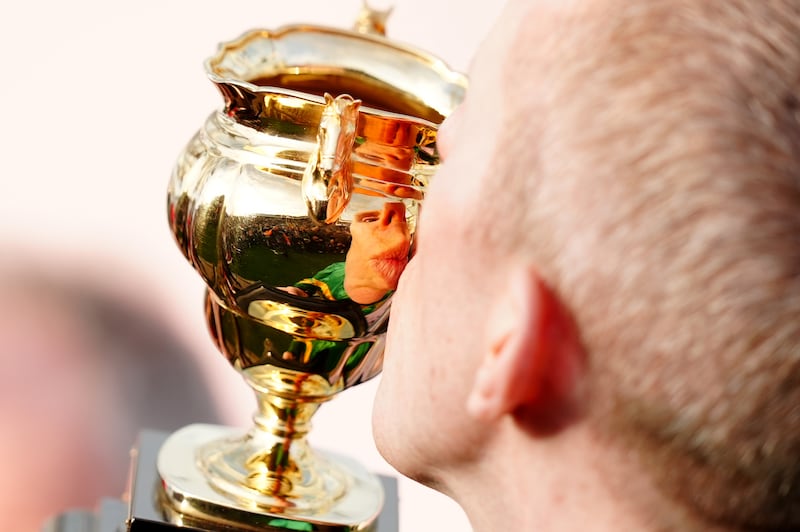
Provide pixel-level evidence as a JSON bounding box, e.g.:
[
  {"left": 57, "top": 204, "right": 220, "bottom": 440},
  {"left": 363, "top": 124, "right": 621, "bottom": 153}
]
[{"left": 302, "top": 93, "right": 361, "bottom": 225}]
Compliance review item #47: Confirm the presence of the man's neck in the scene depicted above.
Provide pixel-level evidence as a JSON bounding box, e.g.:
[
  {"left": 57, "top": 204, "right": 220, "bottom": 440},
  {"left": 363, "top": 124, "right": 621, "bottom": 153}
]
[{"left": 447, "top": 423, "right": 664, "bottom": 532}]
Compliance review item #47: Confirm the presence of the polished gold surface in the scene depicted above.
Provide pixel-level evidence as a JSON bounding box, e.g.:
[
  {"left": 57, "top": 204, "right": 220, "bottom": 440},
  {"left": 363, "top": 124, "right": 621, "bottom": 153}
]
[
  {"left": 158, "top": 425, "right": 382, "bottom": 531},
  {"left": 302, "top": 93, "right": 361, "bottom": 225},
  {"left": 162, "top": 6, "right": 465, "bottom": 529}
]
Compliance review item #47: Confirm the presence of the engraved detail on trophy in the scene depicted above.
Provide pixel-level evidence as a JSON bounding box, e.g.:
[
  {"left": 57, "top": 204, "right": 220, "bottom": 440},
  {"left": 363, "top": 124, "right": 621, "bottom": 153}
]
[{"left": 159, "top": 6, "right": 466, "bottom": 531}]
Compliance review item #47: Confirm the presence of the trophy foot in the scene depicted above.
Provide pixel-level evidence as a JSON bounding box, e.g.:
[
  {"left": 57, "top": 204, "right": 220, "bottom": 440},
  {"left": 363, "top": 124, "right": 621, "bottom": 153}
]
[
  {"left": 197, "top": 428, "right": 348, "bottom": 514},
  {"left": 157, "top": 424, "right": 384, "bottom": 531}
]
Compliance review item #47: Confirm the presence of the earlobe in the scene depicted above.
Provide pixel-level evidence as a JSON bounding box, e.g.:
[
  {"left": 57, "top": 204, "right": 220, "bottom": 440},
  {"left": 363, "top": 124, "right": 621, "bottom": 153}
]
[{"left": 466, "top": 266, "right": 583, "bottom": 425}]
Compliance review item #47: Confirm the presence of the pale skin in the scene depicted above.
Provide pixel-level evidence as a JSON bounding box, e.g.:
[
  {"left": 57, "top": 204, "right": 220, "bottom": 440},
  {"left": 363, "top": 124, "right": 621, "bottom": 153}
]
[
  {"left": 373, "top": 0, "right": 800, "bottom": 530},
  {"left": 373, "top": 3, "right": 648, "bottom": 530}
]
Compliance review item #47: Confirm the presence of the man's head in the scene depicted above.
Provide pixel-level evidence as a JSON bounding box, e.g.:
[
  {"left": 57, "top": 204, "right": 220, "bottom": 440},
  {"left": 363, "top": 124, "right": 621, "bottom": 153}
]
[
  {"left": 373, "top": 0, "right": 800, "bottom": 530},
  {"left": 344, "top": 201, "right": 411, "bottom": 305}
]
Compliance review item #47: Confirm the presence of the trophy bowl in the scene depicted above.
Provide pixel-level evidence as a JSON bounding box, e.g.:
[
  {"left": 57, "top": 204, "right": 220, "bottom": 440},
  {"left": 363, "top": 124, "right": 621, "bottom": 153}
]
[{"left": 160, "top": 7, "right": 466, "bottom": 531}]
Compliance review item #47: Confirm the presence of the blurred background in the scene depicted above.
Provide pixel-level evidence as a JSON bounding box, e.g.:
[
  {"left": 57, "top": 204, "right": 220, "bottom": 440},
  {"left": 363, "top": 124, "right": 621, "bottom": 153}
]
[{"left": 0, "top": 1, "right": 501, "bottom": 530}]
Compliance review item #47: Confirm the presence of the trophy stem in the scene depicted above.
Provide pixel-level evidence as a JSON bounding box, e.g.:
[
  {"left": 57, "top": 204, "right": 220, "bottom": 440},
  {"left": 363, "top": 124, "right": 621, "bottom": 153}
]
[
  {"left": 244, "top": 378, "right": 325, "bottom": 497},
  {"left": 193, "top": 365, "right": 349, "bottom": 514}
]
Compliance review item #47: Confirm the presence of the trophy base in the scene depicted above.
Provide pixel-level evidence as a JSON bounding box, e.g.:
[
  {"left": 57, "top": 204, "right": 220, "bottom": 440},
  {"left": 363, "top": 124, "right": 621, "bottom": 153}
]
[
  {"left": 149, "top": 424, "right": 388, "bottom": 531},
  {"left": 42, "top": 429, "right": 398, "bottom": 531}
]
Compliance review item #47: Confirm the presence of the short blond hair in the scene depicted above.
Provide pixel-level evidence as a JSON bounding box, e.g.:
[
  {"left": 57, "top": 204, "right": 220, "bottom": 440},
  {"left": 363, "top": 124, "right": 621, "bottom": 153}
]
[{"left": 492, "top": 0, "right": 800, "bottom": 528}]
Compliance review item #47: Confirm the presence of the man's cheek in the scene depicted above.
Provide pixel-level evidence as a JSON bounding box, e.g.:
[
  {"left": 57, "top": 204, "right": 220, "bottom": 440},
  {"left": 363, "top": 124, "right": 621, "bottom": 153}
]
[{"left": 395, "top": 255, "right": 418, "bottom": 292}]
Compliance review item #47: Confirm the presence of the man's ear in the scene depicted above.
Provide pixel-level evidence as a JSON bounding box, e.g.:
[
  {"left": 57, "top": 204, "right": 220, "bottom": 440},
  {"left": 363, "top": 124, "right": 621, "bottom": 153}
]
[{"left": 466, "top": 265, "right": 584, "bottom": 426}]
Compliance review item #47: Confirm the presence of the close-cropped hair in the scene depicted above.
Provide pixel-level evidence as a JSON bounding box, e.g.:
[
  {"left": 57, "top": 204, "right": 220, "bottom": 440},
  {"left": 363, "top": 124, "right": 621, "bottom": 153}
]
[{"left": 493, "top": 1, "right": 800, "bottom": 529}]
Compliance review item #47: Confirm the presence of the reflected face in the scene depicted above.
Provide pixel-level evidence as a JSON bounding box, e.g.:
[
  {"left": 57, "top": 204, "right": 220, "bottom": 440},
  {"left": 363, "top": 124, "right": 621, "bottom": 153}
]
[{"left": 344, "top": 202, "right": 411, "bottom": 305}]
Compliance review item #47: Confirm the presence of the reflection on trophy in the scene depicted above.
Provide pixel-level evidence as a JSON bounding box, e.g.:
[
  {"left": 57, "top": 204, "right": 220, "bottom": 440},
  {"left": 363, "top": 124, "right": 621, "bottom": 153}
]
[{"left": 154, "top": 4, "right": 466, "bottom": 531}]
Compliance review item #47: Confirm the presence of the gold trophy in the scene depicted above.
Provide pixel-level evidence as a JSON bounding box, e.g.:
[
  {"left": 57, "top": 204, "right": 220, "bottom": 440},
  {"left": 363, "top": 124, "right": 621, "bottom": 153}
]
[{"left": 154, "top": 5, "right": 465, "bottom": 531}]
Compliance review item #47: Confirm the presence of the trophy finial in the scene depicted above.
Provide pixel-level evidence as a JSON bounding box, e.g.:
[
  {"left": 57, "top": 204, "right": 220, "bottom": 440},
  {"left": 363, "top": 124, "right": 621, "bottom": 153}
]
[{"left": 353, "top": 2, "right": 393, "bottom": 36}]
